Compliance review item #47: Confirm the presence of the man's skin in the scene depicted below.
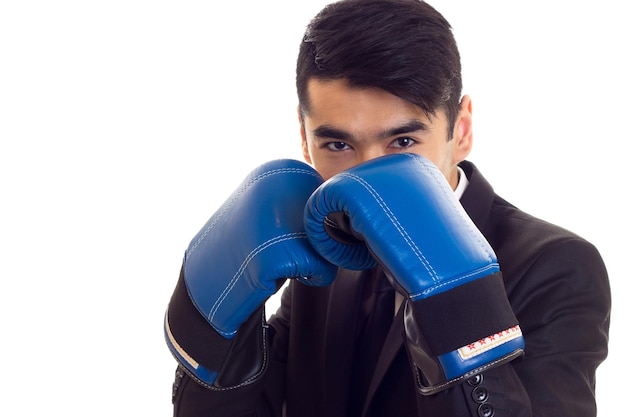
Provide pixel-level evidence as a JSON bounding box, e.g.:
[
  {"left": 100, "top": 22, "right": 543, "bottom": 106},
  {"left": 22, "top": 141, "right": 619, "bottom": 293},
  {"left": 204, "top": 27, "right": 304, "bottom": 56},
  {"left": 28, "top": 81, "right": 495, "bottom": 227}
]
[{"left": 299, "top": 77, "right": 474, "bottom": 187}]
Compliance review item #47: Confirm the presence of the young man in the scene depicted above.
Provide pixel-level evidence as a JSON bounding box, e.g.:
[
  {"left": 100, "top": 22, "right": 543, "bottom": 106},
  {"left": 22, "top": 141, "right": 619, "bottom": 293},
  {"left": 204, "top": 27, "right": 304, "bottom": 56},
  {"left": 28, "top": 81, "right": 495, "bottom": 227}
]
[{"left": 164, "top": 1, "right": 611, "bottom": 416}]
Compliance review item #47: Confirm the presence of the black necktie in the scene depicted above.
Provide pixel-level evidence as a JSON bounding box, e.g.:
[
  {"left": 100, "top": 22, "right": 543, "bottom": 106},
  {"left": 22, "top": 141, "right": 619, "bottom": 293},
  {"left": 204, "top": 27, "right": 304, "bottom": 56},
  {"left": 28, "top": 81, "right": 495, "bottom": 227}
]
[{"left": 349, "top": 272, "right": 396, "bottom": 416}]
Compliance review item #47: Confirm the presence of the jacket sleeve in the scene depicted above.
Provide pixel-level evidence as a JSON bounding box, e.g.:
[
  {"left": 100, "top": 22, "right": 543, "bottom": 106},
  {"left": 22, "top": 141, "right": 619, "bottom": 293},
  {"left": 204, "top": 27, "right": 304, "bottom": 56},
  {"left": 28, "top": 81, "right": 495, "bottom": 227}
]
[
  {"left": 504, "top": 237, "right": 610, "bottom": 416},
  {"left": 407, "top": 236, "right": 611, "bottom": 416},
  {"left": 167, "top": 267, "right": 290, "bottom": 417}
]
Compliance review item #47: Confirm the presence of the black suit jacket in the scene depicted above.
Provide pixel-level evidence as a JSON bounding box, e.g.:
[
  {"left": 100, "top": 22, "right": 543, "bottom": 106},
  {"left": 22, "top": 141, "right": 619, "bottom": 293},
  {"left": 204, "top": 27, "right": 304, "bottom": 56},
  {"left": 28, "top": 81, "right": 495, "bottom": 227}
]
[{"left": 171, "top": 161, "right": 611, "bottom": 417}]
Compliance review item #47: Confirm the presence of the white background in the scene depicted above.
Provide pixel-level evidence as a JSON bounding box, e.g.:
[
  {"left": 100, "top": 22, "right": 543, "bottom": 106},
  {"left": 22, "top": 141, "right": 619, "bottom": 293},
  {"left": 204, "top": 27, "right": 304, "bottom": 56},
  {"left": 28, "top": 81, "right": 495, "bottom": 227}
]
[{"left": 1, "top": 1, "right": 623, "bottom": 415}]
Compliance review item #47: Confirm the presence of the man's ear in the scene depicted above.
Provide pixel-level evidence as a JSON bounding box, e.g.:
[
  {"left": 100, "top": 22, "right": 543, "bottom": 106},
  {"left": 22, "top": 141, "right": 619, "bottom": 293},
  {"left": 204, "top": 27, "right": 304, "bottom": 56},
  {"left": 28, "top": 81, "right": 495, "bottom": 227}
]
[
  {"left": 453, "top": 95, "right": 474, "bottom": 163},
  {"left": 298, "top": 107, "right": 312, "bottom": 164}
]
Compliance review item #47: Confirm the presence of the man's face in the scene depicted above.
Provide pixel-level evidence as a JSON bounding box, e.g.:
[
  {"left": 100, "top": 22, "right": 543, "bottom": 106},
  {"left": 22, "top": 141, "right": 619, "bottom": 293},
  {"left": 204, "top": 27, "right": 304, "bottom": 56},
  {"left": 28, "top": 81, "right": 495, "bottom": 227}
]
[{"left": 299, "top": 78, "right": 473, "bottom": 189}]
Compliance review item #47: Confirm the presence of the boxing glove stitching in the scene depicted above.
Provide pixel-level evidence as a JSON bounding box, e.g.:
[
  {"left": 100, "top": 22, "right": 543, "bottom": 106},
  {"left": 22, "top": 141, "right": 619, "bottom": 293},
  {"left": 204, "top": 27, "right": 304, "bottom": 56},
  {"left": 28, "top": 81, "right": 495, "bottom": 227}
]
[
  {"left": 408, "top": 264, "right": 502, "bottom": 300},
  {"left": 208, "top": 231, "right": 308, "bottom": 335},
  {"left": 339, "top": 171, "right": 439, "bottom": 284},
  {"left": 186, "top": 168, "right": 319, "bottom": 259},
  {"left": 409, "top": 154, "right": 497, "bottom": 266}
]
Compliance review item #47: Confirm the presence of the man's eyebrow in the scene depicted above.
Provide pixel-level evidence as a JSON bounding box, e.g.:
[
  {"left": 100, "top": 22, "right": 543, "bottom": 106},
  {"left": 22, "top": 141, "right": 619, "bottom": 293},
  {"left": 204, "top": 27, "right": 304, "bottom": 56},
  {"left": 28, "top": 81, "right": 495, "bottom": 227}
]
[
  {"left": 311, "top": 119, "right": 428, "bottom": 141},
  {"left": 379, "top": 119, "right": 428, "bottom": 139},
  {"left": 312, "top": 125, "right": 353, "bottom": 141}
]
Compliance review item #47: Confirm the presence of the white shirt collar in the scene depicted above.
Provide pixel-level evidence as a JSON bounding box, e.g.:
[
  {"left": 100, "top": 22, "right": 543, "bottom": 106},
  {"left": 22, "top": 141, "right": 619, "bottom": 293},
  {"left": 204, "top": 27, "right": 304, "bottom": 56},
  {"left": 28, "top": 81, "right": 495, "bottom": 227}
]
[{"left": 453, "top": 165, "right": 469, "bottom": 200}]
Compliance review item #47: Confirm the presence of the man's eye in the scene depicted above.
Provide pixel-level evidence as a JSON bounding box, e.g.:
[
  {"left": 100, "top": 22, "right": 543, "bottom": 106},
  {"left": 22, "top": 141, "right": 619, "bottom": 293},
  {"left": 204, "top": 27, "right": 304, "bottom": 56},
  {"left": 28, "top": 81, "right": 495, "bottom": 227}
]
[
  {"left": 326, "top": 142, "right": 352, "bottom": 151},
  {"left": 391, "top": 137, "right": 416, "bottom": 148}
]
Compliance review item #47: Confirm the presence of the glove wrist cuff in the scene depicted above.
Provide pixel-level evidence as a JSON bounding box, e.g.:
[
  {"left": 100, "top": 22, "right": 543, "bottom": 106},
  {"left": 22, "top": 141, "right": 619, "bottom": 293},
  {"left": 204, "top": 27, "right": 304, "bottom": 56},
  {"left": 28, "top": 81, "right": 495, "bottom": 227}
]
[
  {"left": 165, "top": 268, "right": 268, "bottom": 389},
  {"left": 407, "top": 272, "right": 518, "bottom": 355},
  {"left": 404, "top": 272, "right": 524, "bottom": 394}
]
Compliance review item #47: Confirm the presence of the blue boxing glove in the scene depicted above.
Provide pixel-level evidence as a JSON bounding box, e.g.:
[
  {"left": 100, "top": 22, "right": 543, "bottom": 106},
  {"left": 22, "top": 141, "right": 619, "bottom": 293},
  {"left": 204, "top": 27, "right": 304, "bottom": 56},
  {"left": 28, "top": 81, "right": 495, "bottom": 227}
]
[
  {"left": 304, "top": 153, "right": 524, "bottom": 394},
  {"left": 165, "top": 159, "right": 337, "bottom": 388}
]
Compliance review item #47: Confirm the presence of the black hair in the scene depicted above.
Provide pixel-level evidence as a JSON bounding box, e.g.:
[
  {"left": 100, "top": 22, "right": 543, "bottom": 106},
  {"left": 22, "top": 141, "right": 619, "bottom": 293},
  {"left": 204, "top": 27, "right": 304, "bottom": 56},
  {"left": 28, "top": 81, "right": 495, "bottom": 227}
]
[{"left": 296, "top": 0, "right": 462, "bottom": 138}]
